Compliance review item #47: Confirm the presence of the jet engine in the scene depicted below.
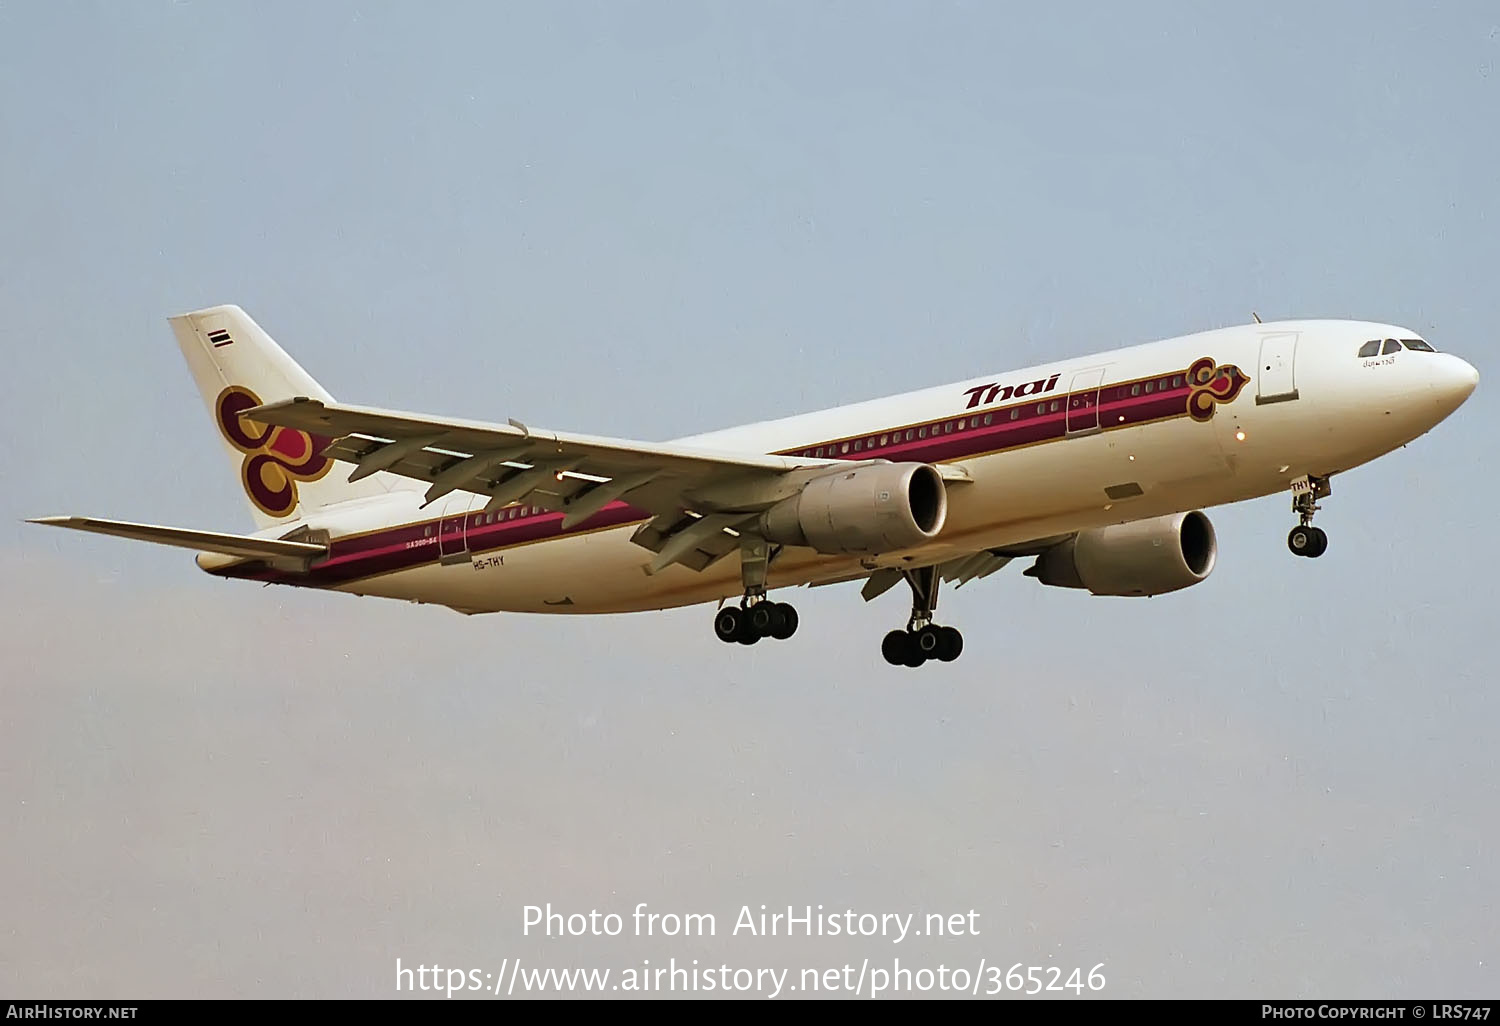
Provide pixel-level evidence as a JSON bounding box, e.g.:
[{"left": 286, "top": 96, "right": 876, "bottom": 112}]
[
  {"left": 760, "top": 462, "right": 947, "bottom": 555},
  {"left": 1026, "top": 510, "right": 1217, "bottom": 597}
]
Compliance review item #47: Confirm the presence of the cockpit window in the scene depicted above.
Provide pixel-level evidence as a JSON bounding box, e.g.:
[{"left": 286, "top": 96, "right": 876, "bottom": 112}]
[
  {"left": 1357, "top": 340, "right": 1380, "bottom": 358},
  {"left": 1382, "top": 339, "right": 1402, "bottom": 355},
  {"left": 1402, "top": 338, "right": 1435, "bottom": 352}
]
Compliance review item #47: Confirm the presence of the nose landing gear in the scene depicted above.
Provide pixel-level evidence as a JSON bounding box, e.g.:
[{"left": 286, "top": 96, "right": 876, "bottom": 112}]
[{"left": 1287, "top": 474, "right": 1331, "bottom": 558}]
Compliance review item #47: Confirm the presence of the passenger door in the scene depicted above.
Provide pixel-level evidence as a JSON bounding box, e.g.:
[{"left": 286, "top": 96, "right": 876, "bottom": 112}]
[
  {"left": 1066, "top": 368, "right": 1105, "bottom": 434},
  {"left": 1256, "top": 332, "right": 1300, "bottom": 405},
  {"left": 438, "top": 497, "right": 472, "bottom": 565}
]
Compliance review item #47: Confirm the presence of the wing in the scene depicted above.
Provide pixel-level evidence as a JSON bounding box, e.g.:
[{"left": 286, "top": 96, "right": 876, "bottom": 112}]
[
  {"left": 244, "top": 397, "right": 971, "bottom": 573},
  {"left": 28, "top": 516, "right": 328, "bottom": 570}
]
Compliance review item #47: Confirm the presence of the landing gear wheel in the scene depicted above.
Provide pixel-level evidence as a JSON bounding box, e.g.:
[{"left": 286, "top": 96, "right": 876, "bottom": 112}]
[
  {"left": 770, "top": 603, "right": 798, "bottom": 640},
  {"left": 1288, "top": 525, "right": 1314, "bottom": 557},
  {"left": 714, "top": 606, "right": 744, "bottom": 643},
  {"left": 916, "top": 625, "right": 946, "bottom": 660},
  {"left": 1307, "top": 527, "right": 1328, "bottom": 558},
  {"left": 882, "top": 630, "right": 910, "bottom": 666},
  {"left": 747, "top": 602, "right": 779, "bottom": 638},
  {"left": 937, "top": 626, "right": 963, "bottom": 663}
]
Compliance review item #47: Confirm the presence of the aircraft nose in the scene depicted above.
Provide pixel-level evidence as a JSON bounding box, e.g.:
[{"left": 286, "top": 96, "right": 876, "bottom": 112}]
[
  {"left": 1431, "top": 354, "right": 1479, "bottom": 411},
  {"left": 1428, "top": 352, "right": 1476, "bottom": 417}
]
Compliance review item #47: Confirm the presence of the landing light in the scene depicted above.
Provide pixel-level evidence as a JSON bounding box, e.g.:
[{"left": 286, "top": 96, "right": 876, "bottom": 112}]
[{"left": 1235, "top": 430, "right": 1246, "bottom": 442}]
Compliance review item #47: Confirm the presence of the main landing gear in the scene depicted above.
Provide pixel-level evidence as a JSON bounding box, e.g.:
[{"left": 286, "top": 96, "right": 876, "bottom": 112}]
[
  {"left": 1287, "top": 473, "right": 1331, "bottom": 559},
  {"left": 881, "top": 565, "right": 964, "bottom": 668},
  {"left": 713, "top": 600, "right": 798, "bottom": 645},
  {"left": 713, "top": 535, "right": 799, "bottom": 645}
]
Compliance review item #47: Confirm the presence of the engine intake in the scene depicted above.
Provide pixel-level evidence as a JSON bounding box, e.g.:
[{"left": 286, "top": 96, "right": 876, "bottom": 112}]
[
  {"left": 1027, "top": 510, "right": 1217, "bottom": 597},
  {"left": 760, "top": 462, "right": 947, "bottom": 555}
]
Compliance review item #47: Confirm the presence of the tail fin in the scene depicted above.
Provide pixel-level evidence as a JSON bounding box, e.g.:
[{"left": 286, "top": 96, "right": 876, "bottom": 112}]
[{"left": 169, "top": 305, "right": 391, "bottom": 529}]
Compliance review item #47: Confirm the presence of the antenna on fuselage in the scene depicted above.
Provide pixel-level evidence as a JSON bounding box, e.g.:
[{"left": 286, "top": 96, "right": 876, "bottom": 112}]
[{"left": 1251, "top": 312, "right": 1262, "bottom": 324}]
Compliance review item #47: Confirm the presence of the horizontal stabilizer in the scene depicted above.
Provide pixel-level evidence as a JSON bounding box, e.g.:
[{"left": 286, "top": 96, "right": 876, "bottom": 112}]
[{"left": 28, "top": 516, "right": 328, "bottom": 567}]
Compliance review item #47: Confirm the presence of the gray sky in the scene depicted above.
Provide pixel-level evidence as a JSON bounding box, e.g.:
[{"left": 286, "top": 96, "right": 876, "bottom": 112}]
[{"left": 2, "top": 1, "right": 1496, "bottom": 999}]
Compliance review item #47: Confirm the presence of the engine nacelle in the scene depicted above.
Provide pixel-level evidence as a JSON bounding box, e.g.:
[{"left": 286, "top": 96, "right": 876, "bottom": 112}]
[
  {"left": 760, "top": 462, "right": 947, "bottom": 555},
  {"left": 1027, "top": 510, "right": 1217, "bottom": 597}
]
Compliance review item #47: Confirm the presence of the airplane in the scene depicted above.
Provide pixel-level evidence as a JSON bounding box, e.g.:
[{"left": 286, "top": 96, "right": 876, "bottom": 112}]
[{"left": 31, "top": 306, "right": 1478, "bottom": 668}]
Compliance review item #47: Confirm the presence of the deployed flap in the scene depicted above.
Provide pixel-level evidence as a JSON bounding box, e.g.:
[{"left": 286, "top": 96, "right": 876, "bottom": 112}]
[
  {"left": 941, "top": 550, "right": 1012, "bottom": 587},
  {"left": 28, "top": 516, "right": 327, "bottom": 566}
]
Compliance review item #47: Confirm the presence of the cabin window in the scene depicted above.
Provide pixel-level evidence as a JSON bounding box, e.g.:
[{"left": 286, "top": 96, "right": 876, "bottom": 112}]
[
  {"left": 1130, "top": 384, "right": 1140, "bottom": 397},
  {"left": 840, "top": 442, "right": 850, "bottom": 454},
  {"left": 853, "top": 440, "right": 862, "bottom": 452},
  {"left": 983, "top": 413, "right": 993, "bottom": 426},
  {"left": 1172, "top": 375, "right": 1183, "bottom": 388},
  {"left": 917, "top": 426, "right": 926, "bottom": 439},
  {"left": 944, "top": 421, "right": 954, "bottom": 434},
  {"left": 880, "top": 434, "right": 889, "bottom": 446},
  {"left": 1402, "top": 338, "right": 1435, "bottom": 352},
  {"left": 1144, "top": 381, "right": 1154, "bottom": 394},
  {"left": 424, "top": 526, "right": 433, "bottom": 538},
  {"left": 1010, "top": 409, "right": 1019, "bottom": 421},
  {"left": 1382, "top": 339, "right": 1402, "bottom": 355},
  {"left": 1357, "top": 340, "right": 1381, "bottom": 358},
  {"left": 1159, "top": 378, "right": 1170, "bottom": 390},
  {"left": 905, "top": 429, "right": 915, "bottom": 441}
]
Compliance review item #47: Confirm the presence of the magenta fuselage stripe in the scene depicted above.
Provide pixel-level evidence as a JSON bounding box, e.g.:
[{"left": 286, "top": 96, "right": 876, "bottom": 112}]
[{"left": 210, "top": 370, "right": 1206, "bottom": 587}]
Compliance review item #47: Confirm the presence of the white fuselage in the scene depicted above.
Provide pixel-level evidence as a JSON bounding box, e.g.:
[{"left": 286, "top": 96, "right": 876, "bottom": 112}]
[{"left": 213, "top": 320, "right": 1478, "bottom": 614}]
